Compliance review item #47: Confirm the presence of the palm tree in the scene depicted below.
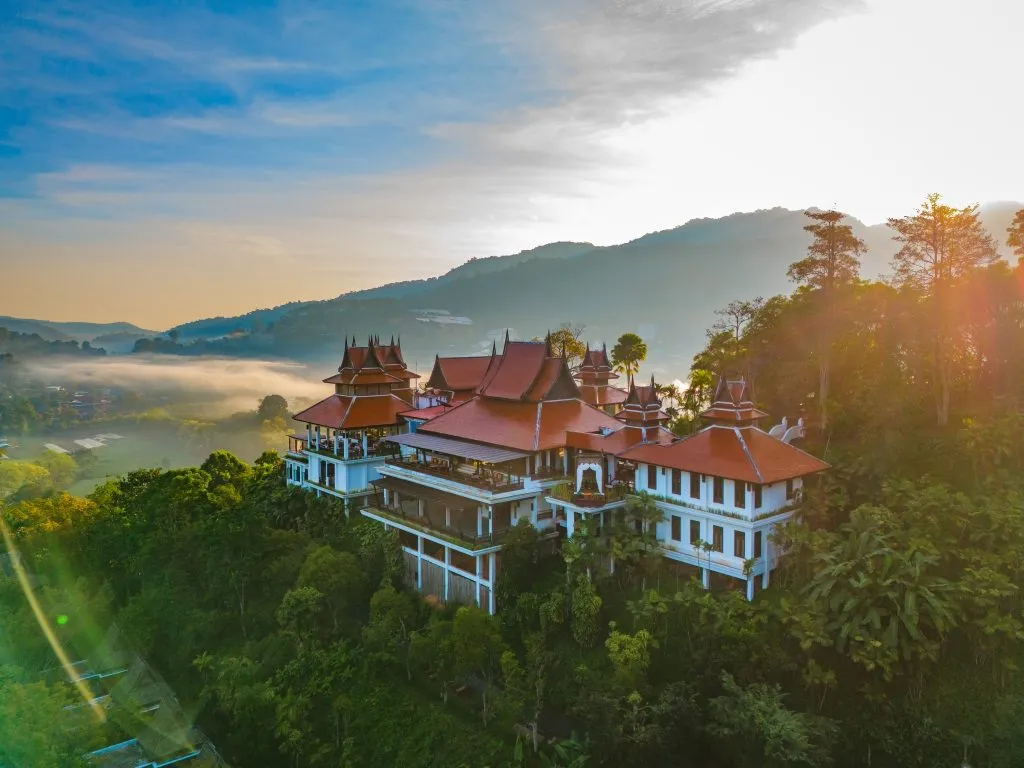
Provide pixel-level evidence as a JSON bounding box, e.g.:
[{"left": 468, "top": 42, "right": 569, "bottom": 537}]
[{"left": 610, "top": 333, "right": 647, "bottom": 382}]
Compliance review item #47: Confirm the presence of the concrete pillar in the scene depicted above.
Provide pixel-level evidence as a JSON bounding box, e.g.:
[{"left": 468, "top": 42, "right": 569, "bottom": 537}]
[
  {"left": 488, "top": 553, "right": 496, "bottom": 614},
  {"left": 566, "top": 506, "right": 575, "bottom": 537},
  {"left": 702, "top": 567, "right": 710, "bottom": 590},
  {"left": 487, "top": 505, "right": 493, "bottom": 536},
  {"left": 476, "top": 507, "right": 482, "bottom": 537},
  {"left": 562, "top": 450, "right": 569, "bottom": 475},
  {"left": 531, "top": 498, "right": 538, "bottom": 526},
  {"left": 746, "top": 577, "right": 754, "bottom": 601},
  {"left": 343, "top": 435, "right": 350, "bottom": 460},
  {"left": 362, "top": 431, "right": 368, "bottom": 456},
  {"left": 475, "top": 556, "right": 482, "bottom": 607},
  {"left": 417, "top": 499, "right": 425, "bottom": 518}
]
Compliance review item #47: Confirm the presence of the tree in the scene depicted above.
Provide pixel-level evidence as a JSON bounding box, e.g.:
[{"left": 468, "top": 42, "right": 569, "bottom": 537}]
[
  {"left": 1008, "top": 208, "right": 1024, "bottom": 262},
  {"left": 257, "top": 394, "right": 290, "bottom": 422},
  {"left": 888, "top": 193, "right": 999, "bottom": 426},
  {"left": 35, "top": 450, "right": 78, "bottom": 489},
  {"left": 610, "top": 333, "right": 647, "bottom": 382},
  {"left": 534, "top": 323, "right": 587, "bottom": 370},
  {"left": 297, "top": 546, "right": 367, "bottom": 632},
  {"left": 708, "top": 672, "right": 836, "bottom": 767},
  {"left": 788, "top": 209, "right": 866, "bottom": 430},
  {"left": 450, "top": 606, "right": 507, "bottom": 725},
  {"left": 501, "top": 631, "right": 554, "bottom": 753}
]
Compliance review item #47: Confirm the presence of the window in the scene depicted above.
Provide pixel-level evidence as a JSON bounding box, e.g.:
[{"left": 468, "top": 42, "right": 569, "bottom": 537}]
[
  {"left": 754, "top": 530, "right": 763, "bottom": 559},
  {"left": 712, "top": 476, "right": 724, "bottom": 504},
  {"left": 690, "top": 472, "right": 701, "bottom": 499},
  {"left": 734, "top": 530, "right": 746, "bottom": 558},
  {"left": 786, "top": 478, "right": 795, "bottom": 500},
  {"left": 647, "top": 465, "right": 657, "bottom": 490},
  {"left": 734, "top": 480, "right": 746, "bottom": 508},
  {"left": 712, "top": 525, "right": 724, "bottom": 553},
  {"left": 671, "top": 515, "right": 681, "bottom": 542},
  {"left": 754, "top": 484, "right": 763, "bottom": 509},
  {"left": 671, "top": 469, "right": 681, "bottom": 495},
  {"left": 689, "top": 520, "right": 700, "bottom": 544}
]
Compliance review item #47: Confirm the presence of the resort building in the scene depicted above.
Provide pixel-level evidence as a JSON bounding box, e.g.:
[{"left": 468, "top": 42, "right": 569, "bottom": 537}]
[{"left": 286, "top": 333, "right": 829, "bottom": 612}]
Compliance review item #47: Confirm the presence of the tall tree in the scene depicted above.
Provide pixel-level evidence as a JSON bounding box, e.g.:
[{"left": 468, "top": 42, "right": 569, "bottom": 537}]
[
  {"left": 788, "top": 210, "right": 866, "bottom": 430},
  {"left": 888, "top": 193, "right": 999, "bottom": 426},
  {"left": 610, "top": 333, "right": 647, "bottom": 383},
  {"left": 1008, "top": 208, "right": 1024, "bottom": 263},
  {"left": 533, "top": 323, "right": 587, "bottom": 370},
  {"left": 710, "top": 297, "right": 765, "bottom": 374}
]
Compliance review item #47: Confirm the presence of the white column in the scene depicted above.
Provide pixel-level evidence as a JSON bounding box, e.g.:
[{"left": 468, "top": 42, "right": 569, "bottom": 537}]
[
  {"left": 746, "top": 577, "right": 754, "bottom": 601},
  {"left": 488, "top": 554, "right": 496, "bottom": 614},
  {"left": 475, "top": 556, "right": 482, "bottom": 607},
  {"left": 702, "top": 567, "right": 710, "bottom": 590},
  {"left": 417, "top": 536, "right": 423, "bottom": 588},
  {"left": 487, "top": 505, "right": 493, "bottom": 537},
  {"left": 566, "top": 506, "right": 575, "bottom": 537},
  {"left": 530, "top": 497, "right": 538, "bottom": 526},
  {"left": 476, "top": 507, "right": 482, "bottom": 537},
  {"left": 362, "top": 431, "right": 368, "bottom": 455},
  {"left": 343, "top": 434, "right": 350, "bottom": 460},
  {"left": 443, "top": 547, "right": 451, "bottom": 601}
]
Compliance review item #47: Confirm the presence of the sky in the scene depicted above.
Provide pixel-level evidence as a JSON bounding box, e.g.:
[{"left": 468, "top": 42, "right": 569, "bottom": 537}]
[{"left": 1, "top": 0, "right": 1021, "bottom": 329}]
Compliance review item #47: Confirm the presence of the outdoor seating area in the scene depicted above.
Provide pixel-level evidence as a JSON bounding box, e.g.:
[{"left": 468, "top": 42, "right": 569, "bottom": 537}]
[{"left": 386, "top": 454, "right": 525, "bottom": 492}]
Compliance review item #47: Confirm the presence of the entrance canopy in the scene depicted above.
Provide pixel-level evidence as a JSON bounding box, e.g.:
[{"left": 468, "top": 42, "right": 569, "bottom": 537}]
[{"left": 385, "top": 432, "right": 529, "bottom": 465}]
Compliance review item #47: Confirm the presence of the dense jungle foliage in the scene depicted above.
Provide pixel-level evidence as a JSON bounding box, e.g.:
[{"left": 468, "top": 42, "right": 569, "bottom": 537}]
[{"left": 3, "top": 197, "right": 1024, "bottom": 767}]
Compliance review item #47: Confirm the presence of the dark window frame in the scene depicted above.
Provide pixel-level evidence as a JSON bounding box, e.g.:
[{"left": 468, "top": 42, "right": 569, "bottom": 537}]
[
  {"left": 712, "top": 476, "right": 724, "bottom": 504},
  {"left": 754, "top": 530, "right": 763, "bottom": 559},
  {"left": 671, "top": 515, "right": 681, "bottom": 542},
  {"left": 647, "top": 465, "right": 657, "bottom": 490},
  {"left": 786, "top": 478, "right": 795, "bottom": 500},
  {"left": 712, "top": 525, "right": 724, "bottom": 553},
  {"left": 671, "top": 468, "right": 681, "bottom": 495},
  {"left": 734, "top": 530, "right": 746, "bottom": 558},
  {"left": 754, "top": 484, "right": 763, "bottom": 509},
  {"left": 689, "top": 520, "right": 700, "bottom": 544},
  {"left": 689, "top": 472, "right": 701, "bottom": 499},
  {"left": 734, "top": 480, "right": 746, "bottom": 508}
]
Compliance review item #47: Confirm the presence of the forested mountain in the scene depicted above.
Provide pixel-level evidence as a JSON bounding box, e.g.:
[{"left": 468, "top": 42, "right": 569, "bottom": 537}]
[
  {"left": 0, "top": 316, "right": 155, "bottom": 344},
  {"left": 5, "top": 199, "right": 1024, "bottom": 768},
  {"left": 150, "top": 202, "right": 1021, "bottom": 375}
]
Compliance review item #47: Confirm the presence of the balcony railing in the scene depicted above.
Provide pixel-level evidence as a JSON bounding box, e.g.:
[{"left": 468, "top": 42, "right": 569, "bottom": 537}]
[
  {"left": 384, "top": 457, "right": 524, "bottom": 493},
  {"left": 550, "top": 481, "right": 632, "bottom": 507},
  {"left": 306, "top": 440, "right": 393, "bottom": 460},
  {"left": 364, "top": 505, "right": 509, "bottom": 550}
]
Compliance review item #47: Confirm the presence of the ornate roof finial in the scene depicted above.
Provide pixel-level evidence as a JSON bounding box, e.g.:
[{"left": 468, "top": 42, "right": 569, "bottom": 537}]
[
  {"left": 504, "top": 328, "right": 510, "bottom": 346},
  {"left": 544, "top": 330, "right": 553, "bottom": 356},
  {"left": 390, "top": 334, "right": 395, "bottom": 346},
  {"left": 491, "top": 339, "right": 497, "bottom": 356}
]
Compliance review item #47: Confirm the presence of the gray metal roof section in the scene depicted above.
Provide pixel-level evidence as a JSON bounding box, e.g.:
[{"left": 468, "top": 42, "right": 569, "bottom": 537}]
[{"left": 385, "top": 432, "right": 529, "bottom": 464}]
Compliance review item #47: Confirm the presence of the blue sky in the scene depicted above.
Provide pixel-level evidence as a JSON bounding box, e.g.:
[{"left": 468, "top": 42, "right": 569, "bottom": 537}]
[
  {"left": 2, "top": 0, "right": 542, "bottom": 203},
  {"left": 1, "top": 0, "right": 1020, "bottom": 327}
]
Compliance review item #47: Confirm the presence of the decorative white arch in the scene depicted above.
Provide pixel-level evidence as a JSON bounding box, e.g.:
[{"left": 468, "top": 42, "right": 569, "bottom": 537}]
[{"left": 576, "top": 461, "right": 603, "bottom": 494}]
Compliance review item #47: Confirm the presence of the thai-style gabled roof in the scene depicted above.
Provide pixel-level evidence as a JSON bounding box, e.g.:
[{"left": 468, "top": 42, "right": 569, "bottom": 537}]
[
  {"left": 332, "top": 335, "right": 420, "bottom": 386},
  {"left": 577, "top": 383, "right": 629, "bottom": 407},
  {"left": 425, "top": 354, "right": 494, "bottom": 393},
  {"left": 616, "top": 374, "right": 670, "bottom": 426},
  {"left": 618, "top": 425, "right": 830, "bottom": 484},
  {"left": 475, "top": 338, "right": 580, "bottom": 402},
  {"left": 700, "top": 376, "right": 768, "bottom": 424}
]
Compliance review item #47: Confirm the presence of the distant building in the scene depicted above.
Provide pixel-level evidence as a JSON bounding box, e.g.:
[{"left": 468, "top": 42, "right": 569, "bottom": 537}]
[{"left": 286, "top": 333, "right": 829, "bottom": 613}]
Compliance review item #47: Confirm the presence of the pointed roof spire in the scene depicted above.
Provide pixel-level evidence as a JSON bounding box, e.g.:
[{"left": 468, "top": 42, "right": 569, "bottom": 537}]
[
  {"left": 504, "top": 328, "right": 510, "bottom": 347},
  {"left": 390, "top": 334, "right": 395, "bottom": 346},
  {"left": 491, "top": 339, "right": 497, "bottom": 356},
  {"left": 544, "top": 330, "right": 553, "bottom": 357}
]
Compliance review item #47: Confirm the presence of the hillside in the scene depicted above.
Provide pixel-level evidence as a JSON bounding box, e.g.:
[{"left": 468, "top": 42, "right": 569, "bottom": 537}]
[
  {"left": 0, "top": 316, "right": 156, "bottom": 345},
  {"left": 137, "top": 202, "right": 1021, "bottom": 376}
]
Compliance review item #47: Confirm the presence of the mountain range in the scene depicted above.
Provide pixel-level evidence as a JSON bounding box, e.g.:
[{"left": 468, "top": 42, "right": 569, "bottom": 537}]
[{"left": 3, "top": 203, "right": 1020, "bottom": 377}]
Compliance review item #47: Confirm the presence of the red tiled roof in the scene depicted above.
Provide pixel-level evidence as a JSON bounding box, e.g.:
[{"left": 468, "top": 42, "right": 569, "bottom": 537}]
[
  {"left": 419, "top": 396, "right": 623, "bottom": 452},
  {"left": 322, "top": 370, "right": 403, "bottom": 386},
  {"left": 578, "top": 385, "right": 628, "bottom": 407},
  {"left": 427, "top": 355, "right": 494, "bottom": 391},
  {"left": 702, "top": 406, "right": 768, "bottom": 422},
  {"left": 293, "top": 394, "right": 410, "bottom": 430},
  {"left": 566, "top": 425, "right": 675, "bottom": 453},
  {"left": 579, "top": 345, "right": 613, "bottom": 371},
  {"left": 619, "top": 425, "right": 830, "bottom": 484},
  {"left": 398, "top": 404, "right": 454, "bottom": 421},
  {"left": 477, "top": 341, "right": 548, "bottom": 400},
  {"left": 617, "top": 407, "right": 670, "bottom": 424}
]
